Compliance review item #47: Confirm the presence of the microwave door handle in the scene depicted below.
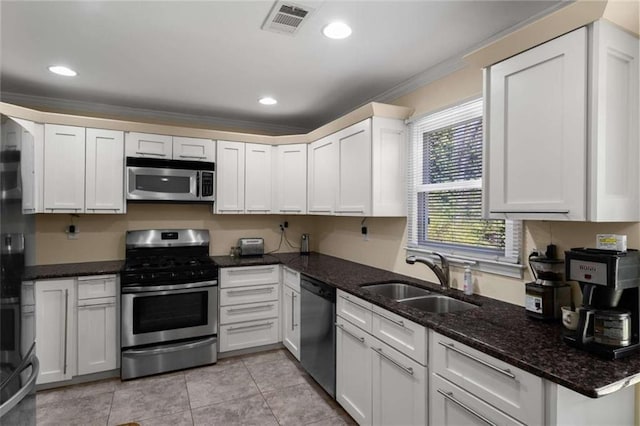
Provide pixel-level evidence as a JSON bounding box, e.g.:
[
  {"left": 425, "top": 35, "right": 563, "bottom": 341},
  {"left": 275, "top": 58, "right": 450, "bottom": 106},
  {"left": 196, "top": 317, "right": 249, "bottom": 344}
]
[{"left": 196, "top": 171, "right": 200, "bottom": 198}]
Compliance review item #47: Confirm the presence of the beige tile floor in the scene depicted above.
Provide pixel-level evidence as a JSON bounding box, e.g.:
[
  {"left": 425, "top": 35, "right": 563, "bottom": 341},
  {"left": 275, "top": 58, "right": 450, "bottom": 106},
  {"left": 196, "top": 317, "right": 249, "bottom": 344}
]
[{"left": 35, "top": 349, "right": 355, "bottom": 426}]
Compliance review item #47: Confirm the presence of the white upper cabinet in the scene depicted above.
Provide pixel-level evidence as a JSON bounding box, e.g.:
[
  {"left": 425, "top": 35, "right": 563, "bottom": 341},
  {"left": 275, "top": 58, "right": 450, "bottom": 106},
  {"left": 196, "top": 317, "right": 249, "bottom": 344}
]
[
  {"left": 273, "top": 144, "right": 307, "bottom": 214},
  {"left": 485, "top": 27, "right": 587, "bottom": 221},
  {"left": 85, "top": 128, "right": 125, "bottom": 213},
  {"left": 44, "top": 124, "right": 86, "bottom": 213},
  {"left": 216, "top": 140, "right": 245, "bottom": 213},
  {"left": 308, "top": 135, "right": 338, "bottom": 214},
  {"left": 485, "top": 22, "right": 639, "bottom": 221},
  {"left": 245, "top": 143, "right": 272, "bottom": 213},
  {"left": 172, "top": 136, "right": 215, "bottom": 162},
  {"left": 308, "top": 117, "right": 407, "bottom": 217},
  {"left": 588, "top": 20, "right": 639, "bottom": 221},
  {"left": 125, "top": 132, "right": 172, "bottom": 158},
  {"left": 336, "top": 119, "right": 372, "bottom": 215}
]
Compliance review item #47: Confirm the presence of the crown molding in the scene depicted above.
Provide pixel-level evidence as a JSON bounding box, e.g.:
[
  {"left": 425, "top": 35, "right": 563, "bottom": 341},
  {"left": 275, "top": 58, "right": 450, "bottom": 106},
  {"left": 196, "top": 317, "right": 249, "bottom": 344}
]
[
  {"left": 0, "top": 91, "right": 311, "bottom": 135},
  {"left": 361, "top": 0, "right": 572, "bottom": 108}
]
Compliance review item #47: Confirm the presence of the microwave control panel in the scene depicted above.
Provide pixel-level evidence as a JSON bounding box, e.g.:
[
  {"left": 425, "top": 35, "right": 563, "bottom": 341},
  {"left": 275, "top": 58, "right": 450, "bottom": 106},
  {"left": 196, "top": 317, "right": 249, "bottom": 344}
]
[{"left": 201, "top": 172, "right": 214, "bottom": 197}]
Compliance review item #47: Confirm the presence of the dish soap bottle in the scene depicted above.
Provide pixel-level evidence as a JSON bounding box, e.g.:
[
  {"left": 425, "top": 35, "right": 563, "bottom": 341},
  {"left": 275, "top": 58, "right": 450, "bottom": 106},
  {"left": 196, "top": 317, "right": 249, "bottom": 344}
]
[{"left": 464, "top": 265, "right": 473, "bottom": 296}]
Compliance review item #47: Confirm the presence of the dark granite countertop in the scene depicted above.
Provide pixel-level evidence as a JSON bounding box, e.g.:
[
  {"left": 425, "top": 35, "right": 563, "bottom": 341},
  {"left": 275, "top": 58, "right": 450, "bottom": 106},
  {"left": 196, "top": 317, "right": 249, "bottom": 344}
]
[
  {"left": 23, "top": 260, "right": 124, "bottom": 281},
  {"left": 216, "top": 252, "right": 640, "bottom": 398},
  {"left": 23, "top": 253, "right": 640, "bottom": 398}
]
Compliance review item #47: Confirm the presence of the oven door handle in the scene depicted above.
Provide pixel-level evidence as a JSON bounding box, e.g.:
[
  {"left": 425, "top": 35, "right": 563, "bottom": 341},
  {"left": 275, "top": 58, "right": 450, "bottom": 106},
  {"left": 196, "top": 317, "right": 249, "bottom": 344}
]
[
  {"left": 123, "top": 336, "right": 217, "bottom": 356},
  {"left": 122, "top": 280, "right": 218, "bottom": 293}
]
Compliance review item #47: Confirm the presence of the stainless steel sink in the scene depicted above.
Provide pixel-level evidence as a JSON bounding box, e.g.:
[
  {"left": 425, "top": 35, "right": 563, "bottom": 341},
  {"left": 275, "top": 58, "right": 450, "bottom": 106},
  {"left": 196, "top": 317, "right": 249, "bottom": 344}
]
[
  {"left": 401, "top": 295, "right": 478, "bottom": 314},
  {"left": 361, "top": 282, "right": 432, "bottom": 300}
]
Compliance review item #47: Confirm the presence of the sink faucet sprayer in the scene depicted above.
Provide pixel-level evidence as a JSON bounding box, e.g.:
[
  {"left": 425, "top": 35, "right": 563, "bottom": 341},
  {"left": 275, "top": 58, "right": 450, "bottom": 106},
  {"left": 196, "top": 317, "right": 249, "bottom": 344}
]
[{"left": 406, "top": 254, "right": 450, "bottom": 290}]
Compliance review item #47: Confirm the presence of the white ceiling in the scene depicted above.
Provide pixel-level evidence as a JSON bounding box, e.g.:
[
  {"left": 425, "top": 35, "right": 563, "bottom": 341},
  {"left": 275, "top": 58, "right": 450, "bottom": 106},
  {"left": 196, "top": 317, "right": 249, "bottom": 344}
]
[{"left": 1, "top": 1, "right": 564, "bottom": 133}]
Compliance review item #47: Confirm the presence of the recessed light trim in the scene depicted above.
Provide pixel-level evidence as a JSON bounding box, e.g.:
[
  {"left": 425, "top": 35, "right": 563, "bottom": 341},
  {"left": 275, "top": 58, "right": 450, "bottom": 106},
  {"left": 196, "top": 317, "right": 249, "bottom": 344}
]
[
  {"left": 48, "top": 65, "right": 77, "bottom": 77},
  {"left": 259, "top": 97, "right": 278, "bottom": 106},
  {"left": 322, "top": 22, "right": 352, "bottom": 39}
]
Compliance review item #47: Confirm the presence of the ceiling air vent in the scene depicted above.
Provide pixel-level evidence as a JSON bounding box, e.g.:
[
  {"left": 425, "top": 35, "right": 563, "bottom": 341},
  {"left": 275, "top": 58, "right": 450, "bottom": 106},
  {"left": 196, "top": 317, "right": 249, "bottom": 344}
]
[{"left": 262, "top": 1, "right": 314, "bottom": 36}]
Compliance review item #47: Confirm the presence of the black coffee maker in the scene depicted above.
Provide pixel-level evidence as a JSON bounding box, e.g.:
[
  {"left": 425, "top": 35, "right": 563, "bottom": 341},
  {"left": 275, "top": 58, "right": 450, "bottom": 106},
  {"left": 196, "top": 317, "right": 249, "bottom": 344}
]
[{"left": 563, "top": 248, "right": 640, "bottom": 359}]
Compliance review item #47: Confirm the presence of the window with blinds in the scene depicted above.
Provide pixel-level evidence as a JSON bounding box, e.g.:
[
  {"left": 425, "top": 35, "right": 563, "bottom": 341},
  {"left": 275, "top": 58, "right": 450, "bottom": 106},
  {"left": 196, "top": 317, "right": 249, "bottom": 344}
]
[{"left": 408, "top": 99, "right": 522, "bottom": 275}]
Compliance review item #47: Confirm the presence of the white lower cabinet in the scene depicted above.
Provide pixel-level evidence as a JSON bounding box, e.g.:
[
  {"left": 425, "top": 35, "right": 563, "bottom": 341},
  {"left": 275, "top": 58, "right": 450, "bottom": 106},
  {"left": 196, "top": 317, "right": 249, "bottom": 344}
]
[
  {"left": 335, "top": 290, "right": 427, "bottom": 426},
  {"left": 77, "top": 298, "right": 117, "bottom": 375},
  {"left": 431, "top": 373, "right": 525, "bottom": 426},
  {"left": 35, "top": 278, "right": 75, "bottom": 384},
  {"left": 219, "top": 265, "right": 280, "bottom": 352},
  {"left": 430, "top": 330, "right": 543, "bottom": 425},
  {"left": 282, "top": 282, "right": 300, "bottom": 360},
  {"left": 336, "top": 319, "right": 372, "bottom": 425},
  {"left": 371, "top": 341, "right": 426, "bottom": 426},
  {"left": 34, "top": 275, "right": 119, "bottom": 385}
]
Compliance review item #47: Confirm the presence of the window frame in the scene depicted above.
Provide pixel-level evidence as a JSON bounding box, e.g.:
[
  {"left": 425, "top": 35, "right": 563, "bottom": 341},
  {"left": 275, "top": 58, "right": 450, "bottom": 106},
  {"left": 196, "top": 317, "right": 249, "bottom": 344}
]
[{"left": 407, "top": 98, "right": 524, "bottom": 279}]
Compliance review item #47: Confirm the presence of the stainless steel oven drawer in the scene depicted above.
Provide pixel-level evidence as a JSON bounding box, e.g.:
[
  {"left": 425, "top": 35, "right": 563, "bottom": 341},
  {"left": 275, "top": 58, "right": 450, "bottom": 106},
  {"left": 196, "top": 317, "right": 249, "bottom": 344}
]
[{"left": 121, "top": 335, "right": 217, "bottom": 380}]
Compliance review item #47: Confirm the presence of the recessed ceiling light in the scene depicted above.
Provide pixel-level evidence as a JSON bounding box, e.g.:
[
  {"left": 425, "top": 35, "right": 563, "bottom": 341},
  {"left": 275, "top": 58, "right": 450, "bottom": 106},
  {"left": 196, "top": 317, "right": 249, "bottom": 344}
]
[
  {"left": 48, "top": 65, "right": 77, "bottom": 77},
  {"left": 259, "top": 97, "right": 278, "bottom": 106},
  {"left": 322, "top": 22, "right": 352, "bottom": 39}
]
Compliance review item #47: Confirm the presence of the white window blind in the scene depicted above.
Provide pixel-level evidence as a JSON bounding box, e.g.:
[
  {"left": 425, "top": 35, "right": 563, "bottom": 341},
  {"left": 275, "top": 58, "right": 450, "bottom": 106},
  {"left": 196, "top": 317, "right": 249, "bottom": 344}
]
[{"left": 407, "top": 99, "right": 523, "bottom": 277}]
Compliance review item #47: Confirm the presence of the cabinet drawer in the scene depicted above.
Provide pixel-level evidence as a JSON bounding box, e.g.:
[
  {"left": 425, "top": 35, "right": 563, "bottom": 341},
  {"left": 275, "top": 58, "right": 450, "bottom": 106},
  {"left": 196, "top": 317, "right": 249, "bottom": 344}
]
[
  {"left": 77, "top": 275, "right": 117, "bottom": 300},
  {"left": 431, "top": 373, "right": 525, "bottom": 426},
  {"left": 219, "top": 318, "right": 279, "bottom": 352},
  {"left": 220, "top": 300, "right": 279, "bottom": 324},
  {"left": 430, "top": 331, "right": 543, "bottom": 425},
  {"left": 337, "top": 290, "right": 372, "bottom": 333},
  {"left": 220, "top": 284, "right": 279, "bottom": 306},
  {"left": 219, "top": 265, "right": 280, "bottom": 288},
  {"left": 21, "top": 281, "right": 35, "bottom": 306},
  {"left": 125, "top": 132, "right": 172, "bottom": 158},
  {"left": 371, "top": 304, "right": 426, "bottom": 365},
  {"left": 282, "top": 266, "right": 300, "bottom": 292}
]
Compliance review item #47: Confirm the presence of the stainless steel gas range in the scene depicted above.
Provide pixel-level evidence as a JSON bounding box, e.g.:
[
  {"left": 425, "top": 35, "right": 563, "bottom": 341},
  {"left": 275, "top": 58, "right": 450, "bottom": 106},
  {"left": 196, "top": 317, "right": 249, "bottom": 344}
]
[{"left": 120, "top": 229, "right": 218, "bottom": 380}]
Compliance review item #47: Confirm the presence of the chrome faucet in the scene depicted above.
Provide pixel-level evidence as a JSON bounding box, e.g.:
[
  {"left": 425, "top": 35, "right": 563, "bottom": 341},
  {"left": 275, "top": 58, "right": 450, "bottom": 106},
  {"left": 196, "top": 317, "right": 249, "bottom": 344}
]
[{"left": 406, "top": 254, "right": 450, "bottom": 289}]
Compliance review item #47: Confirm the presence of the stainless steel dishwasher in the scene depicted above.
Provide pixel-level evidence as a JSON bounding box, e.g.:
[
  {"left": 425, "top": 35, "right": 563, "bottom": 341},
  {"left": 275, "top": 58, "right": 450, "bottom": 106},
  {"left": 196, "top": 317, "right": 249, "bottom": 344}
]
[{"left": 300, "top": 275, "right": 336, "bottom": 398}]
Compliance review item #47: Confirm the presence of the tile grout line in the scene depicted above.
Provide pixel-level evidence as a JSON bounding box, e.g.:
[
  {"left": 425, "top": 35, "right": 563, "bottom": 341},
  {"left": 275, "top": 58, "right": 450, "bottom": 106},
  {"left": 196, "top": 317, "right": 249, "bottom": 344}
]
[
  {"left": 242, "top": 356, "right": 284, "bottom": 426},
  {"left": 183, "top": 371, "right": 196, "bottom": 426}
]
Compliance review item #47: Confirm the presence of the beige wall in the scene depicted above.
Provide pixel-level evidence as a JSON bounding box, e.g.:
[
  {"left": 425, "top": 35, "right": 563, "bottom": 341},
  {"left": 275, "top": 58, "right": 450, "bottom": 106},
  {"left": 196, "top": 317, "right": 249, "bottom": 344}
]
[{"left": 35, "top": 205, "right": 316, "bottom": 264}]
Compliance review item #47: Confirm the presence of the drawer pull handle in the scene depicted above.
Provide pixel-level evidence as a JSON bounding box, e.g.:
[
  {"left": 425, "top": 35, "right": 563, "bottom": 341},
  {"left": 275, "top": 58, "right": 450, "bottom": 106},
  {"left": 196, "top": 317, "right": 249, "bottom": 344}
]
[
  {"left": 227, "top": 304, "right": 274, "bottom": 313},
  {"left": 437, "top": 389, "right": 497, "bottom": 426},
  {"left": 374, "top": 311, "right": 405, "bottom": 328},
  {"left": 372, "top": 347, "right": 413, "bottom": 376},
  {"left": 178, "top": 154, "right": 207, "bottom": 160},
  {"left": 227, "top": 287, "right": 274, "bottom": 295},
  {"left": 227, "top": 267, "right": 275, "bottom": 274},
  {"left": 439, "top": 342, "right": 516, "bottom": 379},
  {"left": 335, "top": 323, "right": 365, "bottom": 343},
  {"left": 135, "top": 151, "right": 165, "bottom": 156},
  {"left": 228, "top": 321, "right": 274, "bottom": 332}
]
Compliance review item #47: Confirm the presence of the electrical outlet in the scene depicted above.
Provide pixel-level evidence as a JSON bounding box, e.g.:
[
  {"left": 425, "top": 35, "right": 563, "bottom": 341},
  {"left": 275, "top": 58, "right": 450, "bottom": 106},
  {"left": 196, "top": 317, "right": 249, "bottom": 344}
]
[{"left": 66, "top": 225, "right": 79, "bottom": 240}]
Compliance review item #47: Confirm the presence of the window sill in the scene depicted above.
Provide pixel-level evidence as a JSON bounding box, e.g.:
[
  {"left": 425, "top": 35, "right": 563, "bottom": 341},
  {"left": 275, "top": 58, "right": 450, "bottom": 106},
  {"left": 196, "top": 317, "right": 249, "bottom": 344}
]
[{"left": 405, "top": 246, "right": 524, "bottom": 279}]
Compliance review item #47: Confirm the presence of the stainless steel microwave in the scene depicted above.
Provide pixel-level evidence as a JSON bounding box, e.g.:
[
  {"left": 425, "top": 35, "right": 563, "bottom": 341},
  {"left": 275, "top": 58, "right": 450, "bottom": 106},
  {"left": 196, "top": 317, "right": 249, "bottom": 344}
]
[{"left": 126, "top": 157, "right": 215, "bottom": 203}]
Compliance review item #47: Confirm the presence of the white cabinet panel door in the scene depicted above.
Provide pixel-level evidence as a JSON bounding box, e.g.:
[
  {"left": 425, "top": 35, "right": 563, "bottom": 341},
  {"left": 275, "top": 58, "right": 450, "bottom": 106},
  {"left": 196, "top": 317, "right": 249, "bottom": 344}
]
[
  {"left": 77, "top": 300, "right": 117, "bottom": 375},
  {"left": 43, "top": 124, "right": 86, "bottom": 213},
  {"left": 589, "top": 20, "right": 639, "bottom": 221},
  {"left": 335, "top": 119, "right": 371, "bottom": 215},
  {"left": 245, "top": 143, "right": 272, "bottom": 213},
  {"left": 273, "top": 144, "right": 307, "bottom": 214},
  {"left": 216, "top": 140, "right": 245, "bottom": 213},
  {"left": 308, "top": 136, "right": 337, "bottom": 214},
  {"left": 336, "top": 317, "right": 372, "bottom": 425},
  {"left": 35, "top": 279, "right": 75, "bottom": 384},
  {"left": 282, "top": 285, "right": 300, "bottom": 360},
  {"left": 85, "top": 128, "right": 125, "bottom": 213},
  {"left": 371, "top": 340, "right": 427, "bottom": 426},
  {"left": 487, "top": 27, "right": 587, "bottom": 220},
  {"left": 125, "top": 132, "right": 172, "bottom": 158},
  {"left": 172, "top": 137, "right": 215, "bottom": 162}
]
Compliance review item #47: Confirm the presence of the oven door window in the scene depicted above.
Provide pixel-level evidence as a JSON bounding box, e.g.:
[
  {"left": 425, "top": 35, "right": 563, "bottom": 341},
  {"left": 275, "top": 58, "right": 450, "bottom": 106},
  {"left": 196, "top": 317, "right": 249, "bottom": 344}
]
[{"left": 132, "top": 291, "right": 208, "bottom": 334}]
